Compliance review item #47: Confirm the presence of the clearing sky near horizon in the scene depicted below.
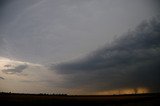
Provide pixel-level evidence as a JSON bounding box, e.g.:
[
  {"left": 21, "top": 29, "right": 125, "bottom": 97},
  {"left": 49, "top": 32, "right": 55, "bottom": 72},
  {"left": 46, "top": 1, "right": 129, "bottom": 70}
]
[{"left": 0, "top": 0, "right": 160, "bottom": 95}]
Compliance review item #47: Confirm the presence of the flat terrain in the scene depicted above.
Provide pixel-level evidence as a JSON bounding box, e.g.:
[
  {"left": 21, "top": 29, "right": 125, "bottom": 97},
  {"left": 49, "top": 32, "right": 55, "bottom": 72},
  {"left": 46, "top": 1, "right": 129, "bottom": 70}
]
[{"left": 0, "top": 93, "right": 160, "bottom": 106}]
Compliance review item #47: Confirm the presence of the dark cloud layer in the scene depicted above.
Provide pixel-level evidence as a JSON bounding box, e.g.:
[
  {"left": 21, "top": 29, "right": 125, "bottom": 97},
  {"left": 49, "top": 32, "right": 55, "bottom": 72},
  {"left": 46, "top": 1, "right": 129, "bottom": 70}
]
[
  {"left": 53, "top": 16, "right": 160, "bottom": 93},
  {"left": 0, "top": 0, "right": 159, "bottom": 65},
  {"left": 2, "top": 64, "right": 28, "bottom": 75}
]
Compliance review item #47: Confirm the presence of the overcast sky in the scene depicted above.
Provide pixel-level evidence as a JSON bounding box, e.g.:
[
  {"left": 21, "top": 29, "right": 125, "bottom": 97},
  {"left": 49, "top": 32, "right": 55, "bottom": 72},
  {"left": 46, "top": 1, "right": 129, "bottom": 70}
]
[{"left": 0, "top": 0, "right": 160, "bottom": 95}]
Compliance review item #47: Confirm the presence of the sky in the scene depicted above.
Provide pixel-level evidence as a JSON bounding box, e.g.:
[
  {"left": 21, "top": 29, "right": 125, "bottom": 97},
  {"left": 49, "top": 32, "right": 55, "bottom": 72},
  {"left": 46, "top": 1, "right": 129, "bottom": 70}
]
[{"left": 0, "top": 0, "right": 160, "bottom": 95}]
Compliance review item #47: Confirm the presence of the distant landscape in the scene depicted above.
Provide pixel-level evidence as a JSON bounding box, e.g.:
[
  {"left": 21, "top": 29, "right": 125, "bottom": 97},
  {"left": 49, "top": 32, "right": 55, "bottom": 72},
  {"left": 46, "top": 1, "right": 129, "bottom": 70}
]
[{"left": 1, "top": 92, "right": 160, "bottom": 106}]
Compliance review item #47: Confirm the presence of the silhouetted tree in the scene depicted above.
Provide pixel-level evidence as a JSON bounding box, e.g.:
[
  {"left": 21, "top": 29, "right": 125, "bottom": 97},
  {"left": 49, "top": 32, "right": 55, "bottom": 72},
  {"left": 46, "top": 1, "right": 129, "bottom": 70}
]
[{"left": 133, "top": 88, "right": 138, "bottom": 94}]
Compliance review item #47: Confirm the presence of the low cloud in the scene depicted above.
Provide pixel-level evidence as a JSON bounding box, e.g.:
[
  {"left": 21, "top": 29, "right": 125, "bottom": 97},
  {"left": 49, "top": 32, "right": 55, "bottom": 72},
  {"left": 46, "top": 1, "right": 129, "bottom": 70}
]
[
  {"left": 52, "top": 16, "right": 160, "bottom": 93},
  {"left": 0, "top": 76, "right": 4, "bottom": 80},
  {"left": 2, "top": 64, "right": 28, "bottom": 75}
]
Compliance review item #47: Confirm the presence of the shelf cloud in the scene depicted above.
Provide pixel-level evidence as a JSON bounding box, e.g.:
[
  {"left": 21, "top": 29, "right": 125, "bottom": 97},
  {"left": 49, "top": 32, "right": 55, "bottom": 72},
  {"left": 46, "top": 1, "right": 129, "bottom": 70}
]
[
  {"left": 53, "top": 16, "right": 160, "bottom": 93},
  {"left": 0, "top": 0, "right": 160, "bottom": 94}
]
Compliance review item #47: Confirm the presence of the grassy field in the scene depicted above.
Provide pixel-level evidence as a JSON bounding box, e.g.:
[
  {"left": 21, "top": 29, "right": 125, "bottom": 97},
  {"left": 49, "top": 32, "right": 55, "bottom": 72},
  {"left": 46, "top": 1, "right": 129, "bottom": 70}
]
[{"left": 0, "top": 93, "right": 160, "bottom": 106}]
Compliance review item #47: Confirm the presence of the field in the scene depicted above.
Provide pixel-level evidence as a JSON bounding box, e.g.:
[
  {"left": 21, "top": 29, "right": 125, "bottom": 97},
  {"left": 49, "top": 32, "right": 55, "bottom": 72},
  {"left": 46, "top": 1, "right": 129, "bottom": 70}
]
[{"left": 0, "top": 93, "right": 160, "bottom": 106}]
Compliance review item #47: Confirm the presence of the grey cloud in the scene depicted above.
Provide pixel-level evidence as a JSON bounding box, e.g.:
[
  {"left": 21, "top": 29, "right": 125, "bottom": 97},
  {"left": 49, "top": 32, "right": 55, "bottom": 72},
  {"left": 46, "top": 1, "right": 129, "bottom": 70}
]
[
  {"left": 0, "top": 35, "right": 5, "bottom": 56},
  {"left": 0, "top": 35, "right": 3, "bottom": 46},
  {"left": 0, "top": 0, "right": 158, "bottom": 64},
  {"left": 0, "top": 77, "right": 5, "bottom": 80},
  {"left": 2, "top": 64, "right": 28, "bottom": 75},
  {"left": 53, "top": 16, "right": 160, "bottom": 93},
  {"left": 4, "top": 64, "right": 12, "bottom": 68}
]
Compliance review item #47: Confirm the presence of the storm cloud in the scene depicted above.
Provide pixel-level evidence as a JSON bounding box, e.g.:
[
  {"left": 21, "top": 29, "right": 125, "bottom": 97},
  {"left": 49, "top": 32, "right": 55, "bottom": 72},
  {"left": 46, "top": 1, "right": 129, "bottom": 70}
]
[
  {"left": 53, "top": 16, "right": 160, "bottom": 93},
  {"left": 0, "top": 0, "right": 160, "bottom": 94},
  {"left": 0, "top": 0, "right": 159, "bottom": 64},
  {"left": 2, "top": 64, "right": 28, "bottom": 75}
]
